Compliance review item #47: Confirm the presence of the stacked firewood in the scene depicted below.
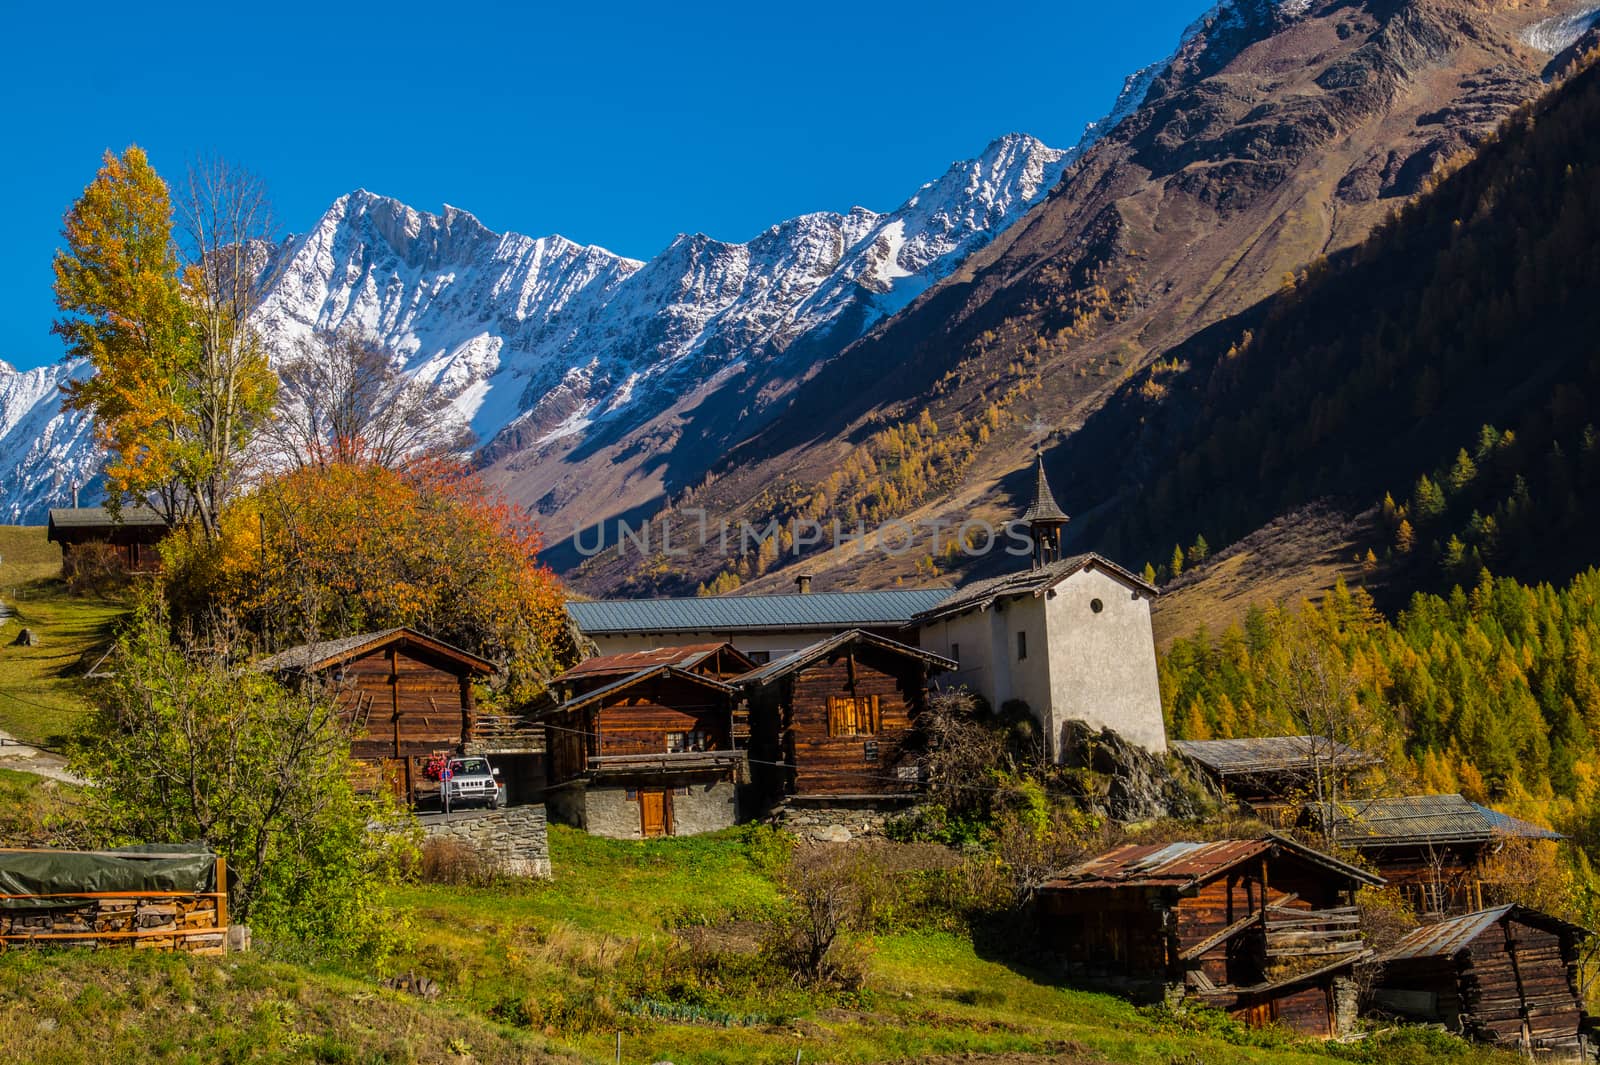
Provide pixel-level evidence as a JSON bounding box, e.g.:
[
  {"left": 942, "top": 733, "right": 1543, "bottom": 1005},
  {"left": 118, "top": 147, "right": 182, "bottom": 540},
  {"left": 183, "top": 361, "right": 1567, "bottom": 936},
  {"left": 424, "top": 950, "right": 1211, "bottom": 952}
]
[{"left": 0, "top": 893, "right": 226, "bottom": 954}]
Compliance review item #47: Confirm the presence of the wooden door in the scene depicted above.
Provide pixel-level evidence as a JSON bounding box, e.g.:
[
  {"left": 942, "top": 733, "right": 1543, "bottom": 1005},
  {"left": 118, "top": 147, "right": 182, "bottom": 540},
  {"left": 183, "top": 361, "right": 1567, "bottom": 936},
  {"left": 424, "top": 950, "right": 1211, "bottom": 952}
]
[{"left": 640, "top": 789, "right": 671, "bottom": 838}]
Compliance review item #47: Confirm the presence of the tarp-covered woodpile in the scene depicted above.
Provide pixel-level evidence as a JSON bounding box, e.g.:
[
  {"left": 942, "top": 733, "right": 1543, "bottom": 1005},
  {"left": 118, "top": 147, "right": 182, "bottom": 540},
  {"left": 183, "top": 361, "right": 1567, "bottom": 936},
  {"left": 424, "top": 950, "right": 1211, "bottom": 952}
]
[
  {"left": 0, "top": 848, "right": 228, "bottom": 954},
  {"left": 1373, "top": 905, "right": 1592, "bottom": 1057},
  {"left": 1037, "top": 834, "right": 1382, "bottom": 1037}
]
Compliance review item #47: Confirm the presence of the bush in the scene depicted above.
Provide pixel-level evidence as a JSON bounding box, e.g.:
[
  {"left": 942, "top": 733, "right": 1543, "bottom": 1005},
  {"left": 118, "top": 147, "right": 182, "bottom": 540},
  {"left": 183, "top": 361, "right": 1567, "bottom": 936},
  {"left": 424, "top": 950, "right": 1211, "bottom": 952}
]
[
  {"left": 410, "top": 837, "right": 500, "bottom": 887},
  {"left": 68, "top": 593, "right": 415, "bottom": 965},
  {"left": 62, "top": 541, "right": 130, "bottom": 597}
]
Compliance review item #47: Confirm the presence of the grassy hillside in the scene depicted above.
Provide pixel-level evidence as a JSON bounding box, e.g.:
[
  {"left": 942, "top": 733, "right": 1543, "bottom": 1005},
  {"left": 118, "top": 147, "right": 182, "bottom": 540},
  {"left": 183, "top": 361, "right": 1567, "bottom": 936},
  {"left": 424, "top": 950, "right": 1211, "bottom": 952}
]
[
  {"left": 0, "top": 526, "right": 124, "bottom": 746},
  {"left": 0, "top": 825, "right": 1519, "bottom": 1065}
]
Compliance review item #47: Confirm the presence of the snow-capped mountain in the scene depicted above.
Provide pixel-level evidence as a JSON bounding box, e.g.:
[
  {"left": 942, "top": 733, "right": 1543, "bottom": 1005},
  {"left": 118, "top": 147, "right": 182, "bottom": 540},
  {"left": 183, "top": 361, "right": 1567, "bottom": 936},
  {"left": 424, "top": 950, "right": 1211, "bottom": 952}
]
[
  {"left": 0, "top": 359, "right": 99, "bottom": 522},
  {"left": 253, "top": 131, "right": 1072, "bottom": 457}
]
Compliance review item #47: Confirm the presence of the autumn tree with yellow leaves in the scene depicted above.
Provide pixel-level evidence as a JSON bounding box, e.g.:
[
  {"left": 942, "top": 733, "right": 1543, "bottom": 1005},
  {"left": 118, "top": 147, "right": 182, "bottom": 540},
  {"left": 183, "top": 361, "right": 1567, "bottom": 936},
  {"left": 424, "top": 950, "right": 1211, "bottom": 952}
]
[{"left": 53, "top": 147, "right": 276, "bottom": 536}]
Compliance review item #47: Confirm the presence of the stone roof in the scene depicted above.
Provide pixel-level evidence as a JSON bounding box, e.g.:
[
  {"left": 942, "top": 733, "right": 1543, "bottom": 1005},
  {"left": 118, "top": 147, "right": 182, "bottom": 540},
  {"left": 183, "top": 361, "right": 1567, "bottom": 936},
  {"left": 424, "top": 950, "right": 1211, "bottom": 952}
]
[
  {"left": 1317, "top": 793, "right": 1564, "bottom": 848},
  {"left": 1041, "top": 833, "right": 1381, "bottom": 892},
  {"left": 913, "top": 551, "right": 1155, "bottom": 625},
  {"left": 1172, "top": 736, "right": 1378, "bottom": 777},
  {"left": 255, "top": 627, "right": 495, "bottom": 676}
]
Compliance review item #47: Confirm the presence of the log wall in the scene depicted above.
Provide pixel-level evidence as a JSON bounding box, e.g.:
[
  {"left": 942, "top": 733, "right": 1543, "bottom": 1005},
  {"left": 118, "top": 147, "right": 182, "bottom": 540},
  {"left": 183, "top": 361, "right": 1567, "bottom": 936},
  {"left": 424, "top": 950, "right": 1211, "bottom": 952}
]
[{"left": 784, "top": 648, "right": 923, "bottom": 796}]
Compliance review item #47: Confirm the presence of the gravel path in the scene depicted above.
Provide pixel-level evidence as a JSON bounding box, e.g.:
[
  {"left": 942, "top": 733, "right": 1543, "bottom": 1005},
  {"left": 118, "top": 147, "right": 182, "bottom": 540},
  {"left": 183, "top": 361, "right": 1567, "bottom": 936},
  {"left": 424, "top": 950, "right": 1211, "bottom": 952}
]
[{"left": 0, "top": 727, "right": 84, "bottom": 786}]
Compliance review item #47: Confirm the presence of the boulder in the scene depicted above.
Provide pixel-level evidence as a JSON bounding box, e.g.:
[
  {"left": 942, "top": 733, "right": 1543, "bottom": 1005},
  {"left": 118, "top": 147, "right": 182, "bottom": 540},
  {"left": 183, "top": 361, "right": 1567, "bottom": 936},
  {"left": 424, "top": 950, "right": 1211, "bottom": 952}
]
[
  {"left": 1057, "top": 721, "right": 1221, "bottom": 822},
  {"left": 11, "top": 627, "right": 39, "bottom": 647}
]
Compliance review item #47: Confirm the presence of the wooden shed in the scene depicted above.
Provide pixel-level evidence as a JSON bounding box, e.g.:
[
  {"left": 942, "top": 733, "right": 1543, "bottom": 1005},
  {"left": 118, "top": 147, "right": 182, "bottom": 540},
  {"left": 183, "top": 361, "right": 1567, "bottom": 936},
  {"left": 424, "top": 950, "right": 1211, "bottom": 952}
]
[
  {"left": 537, "top": 662, "right": 744, "bottom": 839},
  {"left": 1309, "top": 794, "right": 1564, "bottom": 916},
  {"left": 735, "top": 629, "right": 955, "bottom": 803},
  {"left": 1037, "top": 834, "right": 1384, "bottom": 1037},
  {"left": 257, "top": 627, "right": 496, "bottom": 806},
  {"left": 46, "top": 506, "right": 169, "bottom": 571},
  {"left": 1373, "top": 905, "right": 1592, "bottom": 1057},
  {"left": 1171, "top": 736, "right": 1378, "bottom": 825}
]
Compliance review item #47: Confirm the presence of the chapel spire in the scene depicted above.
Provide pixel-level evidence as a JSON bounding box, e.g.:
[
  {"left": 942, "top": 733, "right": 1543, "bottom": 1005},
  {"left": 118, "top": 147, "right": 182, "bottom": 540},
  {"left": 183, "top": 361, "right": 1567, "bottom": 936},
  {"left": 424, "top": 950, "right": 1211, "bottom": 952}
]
[{"left": 1021, "top": 452, "right": 1069, "bottom": 570}]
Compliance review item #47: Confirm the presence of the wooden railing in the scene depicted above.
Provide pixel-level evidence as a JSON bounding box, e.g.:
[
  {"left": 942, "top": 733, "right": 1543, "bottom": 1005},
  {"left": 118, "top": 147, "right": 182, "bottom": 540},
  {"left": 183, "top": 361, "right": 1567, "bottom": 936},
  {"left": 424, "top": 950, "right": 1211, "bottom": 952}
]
[{"left": 587, "top": 751, "right": 746, "bottom": 775}]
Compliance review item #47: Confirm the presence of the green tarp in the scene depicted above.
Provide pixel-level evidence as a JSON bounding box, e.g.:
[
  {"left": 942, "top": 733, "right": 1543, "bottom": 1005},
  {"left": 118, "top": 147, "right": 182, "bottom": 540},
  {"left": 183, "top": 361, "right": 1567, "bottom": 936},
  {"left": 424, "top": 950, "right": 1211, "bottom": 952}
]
[{"left": 0, "top": 848, "right": 216, "bottom": 911}]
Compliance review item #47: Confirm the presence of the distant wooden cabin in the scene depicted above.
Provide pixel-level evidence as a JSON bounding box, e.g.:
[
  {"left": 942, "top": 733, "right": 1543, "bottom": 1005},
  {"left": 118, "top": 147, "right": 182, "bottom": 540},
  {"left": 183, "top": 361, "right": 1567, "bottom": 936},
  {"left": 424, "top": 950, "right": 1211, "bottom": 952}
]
[
  {"left": 1309, "top": 794, "right": 1564, "bottom": 917},
  {"left": 1373, "top": 905, "right": 1592, "bottom": 1057},
  {"left": 46, "top": 506, "right": 169, "bottom": 571},
  {"left": 736, "top": 629, "right": 955, "bottom": 805},
  {"left": 1172, "top": 736, "right": 1379, "bottom": 824},
  {"left": 257, "top": 628, "right": 496, "bottom": 806},
  {"left": 1037, "top": 834, "right": 1384, "bottom": 1037},
  {"left": 537, "top": 643, "right": 754, "bottom": 839}
]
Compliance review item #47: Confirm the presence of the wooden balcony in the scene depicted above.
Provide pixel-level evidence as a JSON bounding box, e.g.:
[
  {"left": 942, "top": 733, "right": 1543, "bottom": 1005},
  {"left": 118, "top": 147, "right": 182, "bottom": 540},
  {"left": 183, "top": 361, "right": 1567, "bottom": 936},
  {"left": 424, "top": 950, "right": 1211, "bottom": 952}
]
[{"left": 586, "top": 750, "right": 746, "bottom": 778}]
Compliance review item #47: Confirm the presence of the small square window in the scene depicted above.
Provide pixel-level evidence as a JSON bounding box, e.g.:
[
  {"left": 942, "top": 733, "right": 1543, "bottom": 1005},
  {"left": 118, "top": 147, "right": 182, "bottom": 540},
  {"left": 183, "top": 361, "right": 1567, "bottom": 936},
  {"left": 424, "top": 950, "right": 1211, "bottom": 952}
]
[{"left": 1017, "top": 631, "right": 1027, "bottom": 661}]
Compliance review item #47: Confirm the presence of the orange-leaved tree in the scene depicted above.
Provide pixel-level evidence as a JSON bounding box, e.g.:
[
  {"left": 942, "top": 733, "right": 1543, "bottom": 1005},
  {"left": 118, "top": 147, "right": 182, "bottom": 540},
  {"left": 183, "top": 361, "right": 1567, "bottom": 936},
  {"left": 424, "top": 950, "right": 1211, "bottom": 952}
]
[
  {"left": 163, "top": 459, "right": 571, "bottom": 702},
  {"left": 54, "top": 147, "right": 277, "bottom": 534}
]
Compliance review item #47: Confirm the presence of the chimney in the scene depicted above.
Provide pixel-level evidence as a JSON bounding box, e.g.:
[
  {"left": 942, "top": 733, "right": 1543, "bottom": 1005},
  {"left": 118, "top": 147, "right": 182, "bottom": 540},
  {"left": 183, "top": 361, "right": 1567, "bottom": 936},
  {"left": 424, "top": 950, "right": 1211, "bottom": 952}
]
[
  {"left": 794, "top": 573, "right": 813, "bottom": 595},
  {"left": 71, "top": 483, "right": 79, "bottom": 508}
]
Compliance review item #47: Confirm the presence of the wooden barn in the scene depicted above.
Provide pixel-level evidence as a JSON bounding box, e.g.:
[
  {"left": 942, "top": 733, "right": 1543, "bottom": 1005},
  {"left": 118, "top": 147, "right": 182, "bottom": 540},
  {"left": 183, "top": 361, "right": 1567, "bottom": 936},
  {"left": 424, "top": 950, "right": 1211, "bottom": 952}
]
[
  {"left": 46, "top": 505, "right": 169, "bottom": 571},
  {"left": 537, "top": 652, "right": 746, "bottom": 839},
  {"left": 1036, "top": 834, "right": 1384, "bottom": 1037},
  {"left": 257, "top": 627, "right": 496, "bottom": 806},
  {"left": 1171, "top": 736, "right": 1378, "bottom": 825},
  {"left": 735, "top": 629, "right": 955, "bottom": 804},
  {"left": 1310, "top": 794, "right": 1564, "bottom": 916},
  {"left": 1373, "top": 905, "right": 1592, "bottom": 1057}
]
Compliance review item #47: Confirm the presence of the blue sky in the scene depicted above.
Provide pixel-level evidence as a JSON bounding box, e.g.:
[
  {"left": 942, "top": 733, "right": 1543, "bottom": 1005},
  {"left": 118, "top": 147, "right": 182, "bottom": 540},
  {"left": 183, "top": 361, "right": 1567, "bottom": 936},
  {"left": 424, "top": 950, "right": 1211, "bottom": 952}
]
[{"left": 0, "top": 0, "right": 1204, "bottom": 370}]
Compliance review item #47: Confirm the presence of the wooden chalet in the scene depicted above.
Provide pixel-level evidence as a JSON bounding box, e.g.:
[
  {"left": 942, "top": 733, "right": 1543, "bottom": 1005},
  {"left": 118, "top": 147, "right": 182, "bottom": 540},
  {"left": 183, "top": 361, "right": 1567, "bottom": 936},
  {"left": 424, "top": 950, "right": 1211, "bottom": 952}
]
[
  {"left": 1309, "top": 794, "right": 1564, "bottom": 916},
  {"left": 1373, "top": 905, "right": 1592, "bottom": 1057},
  {"left": 257, "top": 627, "right": 498, "bottom": 806},
  {"left": 46, "top": 506, "right": 169, "bottom": 571},
  {"left": 538, "top": 645, "right": 752, "bottom": 839},
  {"left": 1172, "top": 736, "right": 1378, "bottom": 824},
  {"left": 735, "top": 629, "right": 956, "bottom": 805},
  {"left": 1037, "top": 834, "right": 1384, "bottom": 1037}
]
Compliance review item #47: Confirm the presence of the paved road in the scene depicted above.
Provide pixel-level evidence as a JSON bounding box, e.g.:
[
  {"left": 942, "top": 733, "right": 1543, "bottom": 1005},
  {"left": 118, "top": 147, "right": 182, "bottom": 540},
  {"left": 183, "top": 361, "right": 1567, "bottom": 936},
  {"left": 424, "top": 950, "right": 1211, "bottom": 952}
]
[{"left": 0, "top": 728, "right": 84, "bottom": 785}]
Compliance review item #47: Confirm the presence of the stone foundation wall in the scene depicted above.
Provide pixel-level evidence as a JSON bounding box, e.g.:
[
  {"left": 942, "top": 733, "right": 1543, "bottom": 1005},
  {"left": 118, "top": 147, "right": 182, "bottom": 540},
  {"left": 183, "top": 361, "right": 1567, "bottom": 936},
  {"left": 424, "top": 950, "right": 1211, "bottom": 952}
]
[
  {"left": 420, "top": 804, "right": 551, "bottom": 878},
  {"left": 585, "top": 779, "right": 739, "bottom": 839},
  {"left": 770, "top": 800, "right": 921, "bottom": 843}
]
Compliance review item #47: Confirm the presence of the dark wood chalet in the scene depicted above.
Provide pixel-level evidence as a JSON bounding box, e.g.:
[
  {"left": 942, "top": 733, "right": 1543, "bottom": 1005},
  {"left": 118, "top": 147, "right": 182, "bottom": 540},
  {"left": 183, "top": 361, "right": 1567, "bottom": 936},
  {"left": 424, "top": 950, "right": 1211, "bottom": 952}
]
[
  {"left": 257, "top": 627, "right": 496, "bottom": 806},
  {"left": 47, "top": 506, "right": 169, "bottom": 571},
  {"left": 1037, "top": 834, "right": 1384, "bottom": 1037},
  {"left": 735, "top": 629, "right": 955, "bottom": 804},
  {"left": 1171, "top": 736, "right": 1378, "bottom": 825},
  {"left": 538, "top": 660, "right": 745, "bottom": 839},
  {"left": 1373, "top": 905, "right": 1592, "bottom": 1057},
  {"left": 1309, "top": 794, "right": 1564, "bottom": 916}
]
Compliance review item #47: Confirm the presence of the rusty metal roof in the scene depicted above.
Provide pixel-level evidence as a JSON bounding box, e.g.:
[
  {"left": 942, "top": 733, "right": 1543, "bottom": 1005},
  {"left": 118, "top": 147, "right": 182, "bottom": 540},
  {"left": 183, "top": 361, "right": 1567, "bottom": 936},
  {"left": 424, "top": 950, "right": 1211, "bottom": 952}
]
[
  {"left": 734, "top": 628, "right": 956, "bottom": 688},
  {"left": 1172, "top": 736, "right": 1378, "bottom": 777},
  {"left": 556, "top": 643, "right": 753, "bottom": 682},
  {"left": 1378, "top": 905, "right": 1591, "bottom": 963},
  {"left": 1041, "top": 833, "right": 1381, "bottom": 892},
  {"left": 538, "top": 665, "right": 737, "bottom": 719},
  {"left": 1320, "top": 794, "right": 1564, "bottom": 848}
]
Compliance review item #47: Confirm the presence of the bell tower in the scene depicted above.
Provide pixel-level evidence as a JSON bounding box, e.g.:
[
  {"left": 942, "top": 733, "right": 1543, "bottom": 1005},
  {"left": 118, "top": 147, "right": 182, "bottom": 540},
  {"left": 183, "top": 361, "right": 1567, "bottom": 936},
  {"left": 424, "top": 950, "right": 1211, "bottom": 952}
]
[{"left": 1022, "top": 452, "right": 1069, "bottom": 570}]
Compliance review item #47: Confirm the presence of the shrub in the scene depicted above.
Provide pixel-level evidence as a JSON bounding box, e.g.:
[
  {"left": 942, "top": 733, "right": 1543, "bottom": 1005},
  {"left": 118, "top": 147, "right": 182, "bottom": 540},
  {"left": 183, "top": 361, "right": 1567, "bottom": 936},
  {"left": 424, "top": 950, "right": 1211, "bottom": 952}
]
[{"left": 411, "top": 837, "right": 500, "bottom": 887}]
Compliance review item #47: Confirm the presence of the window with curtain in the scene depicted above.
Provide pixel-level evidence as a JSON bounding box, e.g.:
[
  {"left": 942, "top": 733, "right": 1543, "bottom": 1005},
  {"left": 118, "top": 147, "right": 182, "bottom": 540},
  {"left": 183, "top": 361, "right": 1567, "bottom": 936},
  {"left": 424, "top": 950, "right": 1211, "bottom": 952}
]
[{"left": 827, "top": 694, "right": 880, "bottom": 737}]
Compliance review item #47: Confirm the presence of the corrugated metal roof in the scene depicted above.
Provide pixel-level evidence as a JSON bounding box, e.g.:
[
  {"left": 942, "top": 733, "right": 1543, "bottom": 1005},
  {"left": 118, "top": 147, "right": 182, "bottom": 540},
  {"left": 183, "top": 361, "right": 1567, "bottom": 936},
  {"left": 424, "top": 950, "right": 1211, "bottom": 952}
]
[
  {"left": 1322, "top": 794, "right": 1564, "bottom": 848},
  {"left": 734, "top": 629, "right": 957, "bottom": 688},
  {"left": 1172, "top": 736, "right": 1378, "bottom": 776},
  {"left": 1042, "top": 833, "right": 1382, "bottom": 892},
  {"left": 557, "top": 643, "right": 742, "bottom": 681},
  {"left": 1378, "top": 905, "right": 1591, "bottom": 962},
  {"left": 567, "top": 589, "right": 950, "bottom": 635},
  {"left": 912, "top": 552, "right": 1156, "bottom": 625}
]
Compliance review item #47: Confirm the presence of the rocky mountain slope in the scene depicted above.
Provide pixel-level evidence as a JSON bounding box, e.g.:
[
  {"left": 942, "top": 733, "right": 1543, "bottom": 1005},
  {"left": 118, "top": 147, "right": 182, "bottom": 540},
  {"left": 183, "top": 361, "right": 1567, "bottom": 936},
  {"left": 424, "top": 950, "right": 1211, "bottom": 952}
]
[
  {"left": 577, "top": 0, "right": 1599, "bottom": 597},
  {"left": 1, "top": 130, "right": 1085, "bottom": 524}
]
